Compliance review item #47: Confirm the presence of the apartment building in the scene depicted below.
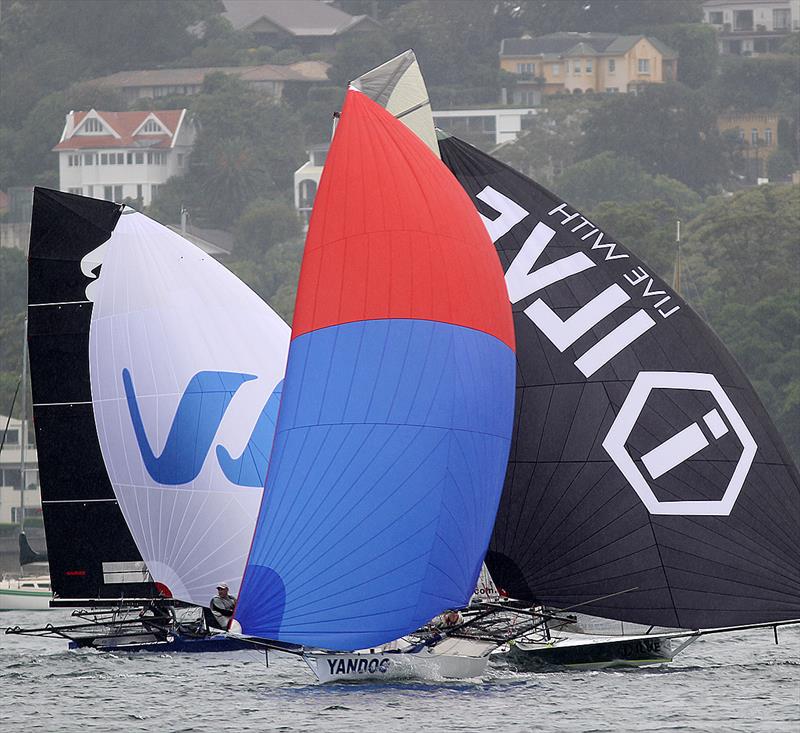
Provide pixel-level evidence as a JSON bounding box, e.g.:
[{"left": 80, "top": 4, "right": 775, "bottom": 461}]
[{"left": 703, "top": 0, "right": 799, "bottom": 55}]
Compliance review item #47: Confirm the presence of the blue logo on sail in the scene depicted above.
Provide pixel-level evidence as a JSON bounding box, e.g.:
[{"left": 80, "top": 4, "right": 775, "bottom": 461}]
[{"left": 123, "top": 368, "right": 282, "bottom": 487}]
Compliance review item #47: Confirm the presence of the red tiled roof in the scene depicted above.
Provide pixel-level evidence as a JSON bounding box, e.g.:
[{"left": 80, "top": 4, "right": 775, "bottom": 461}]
[{"left": 53, "top": 110, "right": 185, "bottom": 150}]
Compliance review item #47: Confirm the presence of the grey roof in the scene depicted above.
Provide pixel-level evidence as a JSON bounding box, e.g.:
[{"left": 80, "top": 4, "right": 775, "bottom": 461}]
[
  {"left": 88, "top": 61, "right": 330, "bottom": 89},
  {"left": 222, "top": 0, "right": 377, "bottom": 36},
  {"left": 501, "top": 32, "right": 676, "bottom": 59}
]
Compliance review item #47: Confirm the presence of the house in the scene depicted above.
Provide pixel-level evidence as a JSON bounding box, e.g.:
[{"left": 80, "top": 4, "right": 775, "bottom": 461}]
[
  {"left": 0, "top": 415, "right": 40, "bottom": 525},
  {"left": 500, "top": 33, "right": 678, "bottom": 98},
  {"left": 86, "top": 61, "right": 330, "bottom": 105},
  {"left": 718, "top": 111, "right": 781, "bottom": 177},
  {"left": 432, "top": 107, "right": 541, "bottom": 148},
  {"left": 294, "top": 144, "right": 329, "bottom": 229},
  {"left": 702, "top": 0, "right": 799, "bottom": 55},
  {"left": 54, "top": 109, "right": 196, "bottom": 207},
  {"left": 221, "top": 0, "right": 380, "bottom": 52}
]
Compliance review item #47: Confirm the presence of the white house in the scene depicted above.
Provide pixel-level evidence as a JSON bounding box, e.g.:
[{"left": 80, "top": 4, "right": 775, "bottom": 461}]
[
  {"left": 54, "top": 109, "right": 196, "bottom": 207},
  {"left": 294, "top": 143, "right": 329, "bottom": 229},
  {"left": 432, "top": 107, "right": 541, "bottom": 148},
  {"left": 0, "top": 416, "right": 40, "bottom": 525},
  {"left": 702, "top": 0, "right": 800, "bottom": 55}
]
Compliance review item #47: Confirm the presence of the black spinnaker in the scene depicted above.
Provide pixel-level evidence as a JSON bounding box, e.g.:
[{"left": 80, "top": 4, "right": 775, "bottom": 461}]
[
  {"left": 27, "top": 188, "right": 158, "bottom": 602},
  {"left": 439, "top": 135, "right": 800, "bottom": 630}
]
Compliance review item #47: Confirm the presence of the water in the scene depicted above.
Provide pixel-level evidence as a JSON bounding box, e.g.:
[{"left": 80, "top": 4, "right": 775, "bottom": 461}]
[{"left": 2, "top": 609, "right": 798, "bottom": 732}]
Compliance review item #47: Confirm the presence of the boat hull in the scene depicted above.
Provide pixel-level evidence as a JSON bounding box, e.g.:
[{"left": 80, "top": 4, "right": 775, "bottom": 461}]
[
  {"left": 68, "top": 632, "right": 256, "bottom": 654},
  {"left": 0, "top": 581, "right": 52, "bottom": 611},
  {"left": 504, "top": 633, "right": 673, "bottom": 670},
  {"left": 305, "top": 649, "right": 489, "bottom": 683}
]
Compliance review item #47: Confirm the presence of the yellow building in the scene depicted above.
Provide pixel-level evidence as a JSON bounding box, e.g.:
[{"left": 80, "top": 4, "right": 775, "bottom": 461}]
[
  {"left": 500, "top": 32, "right": 677, "bottom": 102},
  {"left": 718, "top": 111, "right": 781, "bottom": 177}
]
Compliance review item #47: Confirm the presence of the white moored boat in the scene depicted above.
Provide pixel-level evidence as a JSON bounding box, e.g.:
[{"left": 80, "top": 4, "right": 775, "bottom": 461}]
[{"left": 0, "top": 574, "right": 52, "bottom": 611}]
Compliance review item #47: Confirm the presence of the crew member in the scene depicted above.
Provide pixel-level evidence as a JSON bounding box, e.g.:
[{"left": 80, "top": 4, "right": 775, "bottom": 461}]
[{"left": 209, "top": 582, "right": 236, "bottom": 629}]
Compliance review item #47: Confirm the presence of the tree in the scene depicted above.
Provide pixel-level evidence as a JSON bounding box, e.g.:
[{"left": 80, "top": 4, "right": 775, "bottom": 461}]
[
  {"left": 711, "top": 56, "right": 799, "bottom": 113},
  {"left": 586, "top": 199, "right": 689, "bottom": 283},
  {"left": 554, "top": 152, "right": 701, "bottom": 212},
  {"left": 684, "top": 185, "right": 800, "bottom": 321},
  {"left": 580, "top": 83, "right": 727, "bottom": 192},
  {"left": 234, "top": 199, "right": 301, "bottom": 259},
  {"left": 645, "top": 24, "right": 718, "bottom": 89},
  {"left": 187, "top": 75, "right": 306, "bottom": 227},
  {"left": 495, "top": 97, "right": 602, "bottom": 184},
  {"left": 767, "top": 149, "right": 796, "bottom": 180},
  {"left": 711, "top": 293, "right": 800, "bottom": 465},
  {"left": 326, "top": 32, "right": 396, "bottom": 87}
]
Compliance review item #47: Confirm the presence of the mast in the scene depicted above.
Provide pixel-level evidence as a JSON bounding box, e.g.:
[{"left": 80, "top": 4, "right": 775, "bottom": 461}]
[
  {"left": 19, "top": 317, "right": 28, "bottom": 534},
  {"left": 672, "top": 219, "right": 682, "bottom": 295}
]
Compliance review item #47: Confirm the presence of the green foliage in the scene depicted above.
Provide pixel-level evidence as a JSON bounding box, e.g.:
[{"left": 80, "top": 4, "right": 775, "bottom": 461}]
[
  {"left": 712, "top": 56, "right": 800, "bottom": 113},
  {"left": 387, "top": 0, "right": 500, "bottom": 90},
  {"left": 586, "top": 199, "right": 687, "bottom": 282},
  {"left": 554, "top": 152, "right": 701, "bottom": 212},
  {"left": 712, "top": 293, "right": 800, "bottom": 464},
  {"left": 234, "top": 199, "right": 301, "bottom": 259},
  {"left": 327, "top": 32, "right": 397, "bottom": 87},
  {"left": 684, "top": 185, "right": 800, "bottom": 322},
  {"left": 225, "top": 239, "right": 304, "bottom": 322},
  {"left": 508, "top": 0, "right": 702, "bottom": 35},
  {"left": 186, "top": 75, "right": 305, "bottom": 227},
  {"left": 767, "top": 149, "right": 796, "bottom": 180},
  {"left": 144, "top": 176, "right": 191, "bottom": 225},
  {"left": 495, "top": 97, "right": 602, "bottom": 184},
  {"left": 645, "top": 24, "right": 717, "bottom": 89},
  {"left": 580, "top": 83, "right": 727, "bottom": 192}
]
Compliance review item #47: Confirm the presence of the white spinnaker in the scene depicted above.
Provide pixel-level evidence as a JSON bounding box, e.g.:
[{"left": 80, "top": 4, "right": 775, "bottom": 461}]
[
  {"left": 350, "top": 49, "right": 440, "bottom": 158},
  {"left": 88, "top": 211, "right": 289, "bottom": 606}
]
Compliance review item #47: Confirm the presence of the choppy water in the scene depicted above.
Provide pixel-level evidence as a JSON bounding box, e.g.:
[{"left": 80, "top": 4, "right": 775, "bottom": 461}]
[{"left": 1, "top": 609, "right": 798, "bottom": 732}]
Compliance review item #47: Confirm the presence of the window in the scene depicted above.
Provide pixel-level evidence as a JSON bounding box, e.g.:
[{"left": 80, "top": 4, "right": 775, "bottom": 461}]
[
  {"left": 638, "top": 59, "right": 650, "bottom": 74},
  {"left": 142, "top": 119, "right": 162, "bottom": 133},
  {"left": 100, "top": 153, "right": 108, "bottom": 165},
  {"left": 751, "top": 128, "right": 758, "bottom": 144},
  {"left": 114, "top": 185, "right": 123, "bottom": 200},
  {"left": 738, "top": 128, "right": 745, "bottom": 141},
  {"left": 765, "top": 128, "right": 773, "bottom": 145},
  {"left": 127, "top": 152, "right": 133, "bottom": 164},
  {"left": 709, "top": 11, "right": 723, "bottom": 24},
  {"left": 68, "top": 154, "right": 81, "bottom": 167},
  {"left": 135, "top": 152, "right": 144, "bottom": 164},
  {"left": 573, "top": 60, "right": 581, "bottom": 73},
  {"left": 551, "top": 63, "right": 560, "bottom": 75},
  {"left": 516, "top": 62, "right": 534, "bottom": 74},
  {"left": 311, "top": 149, "right": 328, "bottom": 167},
  {"left": 147, "top": 151, "right": 166, "bottom": 165},
  {"left": 605, "top": 87, "right": 619, "bottom": 93},
  {"left": 608, "top": 59, "right": 616, "bottom": 73},
  {"left": 5, "top": 429, "right": 19, "bottom": 445},
  {"left": 68, "top": 187, "right": 82, "bottom": 194},
  {"left": 136, "top": 184, "right": 143, "bottom": 201},
  {"left": 774, "top": 9, "right": 790, "bottom": 30},
  {"left": 298, "top": 179, "right": 317, "bottom": 209},
  {"left": 117, "top": 153, "right": 124, "bottom": 164},
  {"left": 83, "top": 117, "right": 102, "bottom": 133},
  {"left": 586, "top": 59, "right": 593, "bottom": 73},
  {"left": 84, "top": 153, "right": 94, "bottom": 165},
  {"left": 151, "top": 184, "right": 160, "bottom": 200},
  {"left": 104, "top": 185, "right": 113, "bottom": 200}
]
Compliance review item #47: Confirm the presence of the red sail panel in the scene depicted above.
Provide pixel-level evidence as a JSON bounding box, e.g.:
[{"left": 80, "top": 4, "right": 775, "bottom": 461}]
[{"left": 291, "top": 90, "right": 515, "bottom": 352}]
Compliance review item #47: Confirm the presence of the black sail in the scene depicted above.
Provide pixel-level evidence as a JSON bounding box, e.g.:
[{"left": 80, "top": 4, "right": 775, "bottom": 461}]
[
  {"left": 439, "top": 136, "right": 800, "bottom": 629},
  {"left": 27, "top": 188, "right": 158, "bottom": 602}
]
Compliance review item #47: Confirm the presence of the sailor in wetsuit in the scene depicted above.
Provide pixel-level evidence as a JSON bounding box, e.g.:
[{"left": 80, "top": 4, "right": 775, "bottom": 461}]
[{"left": 209, "top": 582, "right": 236, "bottom": 629}]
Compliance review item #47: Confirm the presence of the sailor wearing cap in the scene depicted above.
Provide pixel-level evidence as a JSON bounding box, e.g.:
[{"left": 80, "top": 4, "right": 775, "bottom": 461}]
[{"left": 209, "top": 582, "right": 237, "bottom": 629}]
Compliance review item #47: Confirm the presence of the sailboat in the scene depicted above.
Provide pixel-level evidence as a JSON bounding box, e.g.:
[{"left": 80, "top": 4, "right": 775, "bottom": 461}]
[
  {"left": 434, "top": 132, "right": 800, "bottom": 668},
  {"left": 228, "top": 85, "right": 517, "bottom": 681},
  {"left": 9, "top": 187, "right": 287, "bottom": 651}
]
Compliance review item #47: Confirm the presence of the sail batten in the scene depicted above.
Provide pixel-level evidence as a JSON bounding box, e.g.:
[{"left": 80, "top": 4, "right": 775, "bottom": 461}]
[{"left": 440, "top": 135, "right": 800, "bottom": 630}]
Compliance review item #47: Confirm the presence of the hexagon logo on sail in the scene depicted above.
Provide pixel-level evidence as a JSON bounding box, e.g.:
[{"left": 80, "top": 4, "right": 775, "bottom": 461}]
[{"left": 603, "top": 371, "right": 757, "bottom": 516}]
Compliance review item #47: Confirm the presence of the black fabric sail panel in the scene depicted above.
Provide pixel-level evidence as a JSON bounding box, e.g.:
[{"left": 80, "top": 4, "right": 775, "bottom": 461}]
[
  {"left": 27, "top": 187, "right": 158, "bottom": 601},
  {"left": 439, "top": 136, "right": 800, "bottom": 629}
]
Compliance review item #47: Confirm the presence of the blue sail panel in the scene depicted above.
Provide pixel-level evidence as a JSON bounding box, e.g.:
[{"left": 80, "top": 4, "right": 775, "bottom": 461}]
[{"left": 234, "top": 319, "right": 515, "bottom": 649}]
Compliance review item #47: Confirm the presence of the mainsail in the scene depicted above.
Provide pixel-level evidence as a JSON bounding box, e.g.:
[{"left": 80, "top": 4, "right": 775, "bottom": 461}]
[
  {"left": 439, "top": 134, "right": 800, "bottom": 629},
  {"left": 27, "top": 188, "right": 157, "bottom": 601},
  {"left": 87, "top": 210, "right": 289, "bottom": 606},
  {"left": 233, "top": 89, "right": 516, "bottom": 650}
]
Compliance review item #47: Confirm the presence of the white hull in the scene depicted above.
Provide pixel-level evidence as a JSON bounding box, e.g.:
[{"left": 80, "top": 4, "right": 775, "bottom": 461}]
[
  {"left": 304, "top": 637, "right": 496, "bottom": 683},
  {"left": 0, "top": 576, "right": 52, "bottom": 611}
]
